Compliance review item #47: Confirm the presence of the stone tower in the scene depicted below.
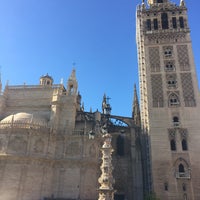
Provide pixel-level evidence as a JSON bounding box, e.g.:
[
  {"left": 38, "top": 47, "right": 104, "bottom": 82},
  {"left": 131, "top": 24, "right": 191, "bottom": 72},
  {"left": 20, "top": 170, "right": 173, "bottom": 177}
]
[{"left": 136, "top": 0, "right": 200, "bottom": 199}]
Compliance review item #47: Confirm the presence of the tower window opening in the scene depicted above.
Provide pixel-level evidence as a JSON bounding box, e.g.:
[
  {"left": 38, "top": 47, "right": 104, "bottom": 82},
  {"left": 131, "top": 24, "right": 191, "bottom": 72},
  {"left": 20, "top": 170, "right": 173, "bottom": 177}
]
[
  {"left": 182, "top": 139, "right": 188, "bottom": 151},
  {"left": 172, "top": 17, "right": 177, "bottom": 28},
  {"left": 161, "top": 13, "right": 169, "bottom": 29},
  {"left": 146, "top": 19, "right": 151, "bottom": 31},
  {"left": 164, "top": 48, "right": 172, "bottom": 57},
  {"left": 164, "top": 182, "right": 168, "bottom": 191},
  {"left": 182, "top": 183, "right": 186, "bottom": 191},
  {"left": 170, "top": 139, "right": 176, "bottom": 151},
  {"left": 153, "top": 18, "right": 158, "bottom": 30},
  {"left": 176, "top": 161, "right": 191, "bottom": 179},
  {"left": 69, "top": 85, "right": 74, "bottom": 94},
  {"left": 179, "top": 164, "right": 185, "bottom": 173},
  {"left": 157, "top": 0, "right": 163, "bottom": 3},
  {"left": 173, "top": 116, "right": 179, "bottom": 127},
  {"left": 167, "top": 79, "right": 177, "bottom": 88},
  {"left": 179, "top": 17, "right": 184, "bottom": 28},
  {"left": 169, "top": 94, "right": 179, "bottom": 107},
  {"left": 165, "top": 61, "right": 175, "bottom": 71}
]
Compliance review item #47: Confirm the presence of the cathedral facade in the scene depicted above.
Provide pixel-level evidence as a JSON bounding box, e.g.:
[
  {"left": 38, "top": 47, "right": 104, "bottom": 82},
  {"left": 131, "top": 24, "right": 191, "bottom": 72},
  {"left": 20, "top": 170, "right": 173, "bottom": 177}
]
[
  {"left": 0, "top": 0, "right": 200, "bottom": 200},
  {"left": 0, "top": 71, "right": 143, "bottom": 200}
]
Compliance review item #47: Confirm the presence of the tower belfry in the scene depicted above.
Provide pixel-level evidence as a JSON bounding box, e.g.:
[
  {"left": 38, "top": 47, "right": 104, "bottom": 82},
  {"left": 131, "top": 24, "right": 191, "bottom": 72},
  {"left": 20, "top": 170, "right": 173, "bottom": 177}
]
[
  {"left": 147, "top": 0, "right": 168, "bottom": 5},
  {"left": 67, "top": 69, "right": 78, "bottom": 95},
  {"left": 136, "top": 0, "right": 200, "bottom": 199}
]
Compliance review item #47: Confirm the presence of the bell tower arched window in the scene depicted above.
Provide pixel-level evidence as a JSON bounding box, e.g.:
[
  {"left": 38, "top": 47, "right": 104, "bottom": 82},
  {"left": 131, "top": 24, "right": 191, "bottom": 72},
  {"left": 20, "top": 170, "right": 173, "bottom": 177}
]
[
  {"left": 175, "top": 158, "right": 191, "bottom": 179},
  {"left": 164, "top": 182, "right": 168, "bottom": 191},
  {"left": 182, "top": 139, "right": 188, "bottom": 151},
  {"left": 173, "top": 116, "right": 179, "bottom": 127},
  {"left": 153, "top": 19, "right": 158, "bottom": 30},
  {"left": 169, "top": 93, "right": 179, "bottom": 107},
  {"left": 172, "top": 17, "right": 177, "bottom": 29},
  {"left": 161, "top": 13, "right": 169, "bottom": 29},
  {"left": 179, "top": 164, "right": 185, "bottom": 173},
  {"left": 146, "top": 19, "right": 151, "bottom": 31},
  {"left": 167, "top": 75, "right": 177, "bottom": 89},
  {"left": 170, "top": 139, "right": 176, "bottom": 151},
  {"left": 165, "top": 61, "right": 175, "bottom": 71},
  {"left": 179, "top": 17, "right": 184, "bottom": 28}
]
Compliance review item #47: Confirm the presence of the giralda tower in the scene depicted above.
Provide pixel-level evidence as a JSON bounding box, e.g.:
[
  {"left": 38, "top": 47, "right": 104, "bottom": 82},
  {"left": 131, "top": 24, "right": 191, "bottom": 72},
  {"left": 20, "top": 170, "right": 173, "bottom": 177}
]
[{"left": 136, "top": 0, "right": 200, "bottom": 199}]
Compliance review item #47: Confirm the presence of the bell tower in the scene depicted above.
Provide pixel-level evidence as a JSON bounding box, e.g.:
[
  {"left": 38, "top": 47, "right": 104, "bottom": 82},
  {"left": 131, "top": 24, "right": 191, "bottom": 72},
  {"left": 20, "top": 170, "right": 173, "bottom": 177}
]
[{"left": 136, "top": 0, "right": 200, "bottom": 199}]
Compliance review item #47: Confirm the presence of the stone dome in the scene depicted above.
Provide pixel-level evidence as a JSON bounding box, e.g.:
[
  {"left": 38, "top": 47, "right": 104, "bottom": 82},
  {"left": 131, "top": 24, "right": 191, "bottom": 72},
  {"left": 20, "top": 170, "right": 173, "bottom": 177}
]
[{"left": 0, "top": 112, "right": 48, "bottom": 128}]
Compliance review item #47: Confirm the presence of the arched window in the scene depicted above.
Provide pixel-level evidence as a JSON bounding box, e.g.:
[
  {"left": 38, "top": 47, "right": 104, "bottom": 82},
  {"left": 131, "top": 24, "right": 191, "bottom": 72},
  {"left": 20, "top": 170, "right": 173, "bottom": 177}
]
[
  {"left": 179, "top": 17, "right": 184, "bottom": 28},
  {"left": 153, "top": 18, "right": 158, "bottom": 30},
  {"left": 169, "top": 93, "right": 179, "bottom": 107},
  {"left": 146, "top": 19, "right": 151, "bottom": 31},
  {"left": 179, "top": 164, "right": 185, "bottom": 173},
  {"left": 164, "top": 48, "right": 172, "bottom": 57},
  {"left": 175, "top": 159, "right": 190, "bottom": 179},
  {"left": 170, "top": 139, "right": 176, "bottom": 151},
  {"left": 164, "top": 182, "right": 168, "bottom": 191},
  {"left": 161, "top": 13, "right": 169, "bottom": 29},
  {"left": 116, "top": 135, "right": 125, "bottom": 156},
  {"left": 172, "top": 17, "right": 177, "bottom": 28},
  {"left": 182, "top": 139, "right": 188, "bottom": 151},
  {"left": 165, "top": 61, "right": 175, "bottom": 71},
  {"left": 167, "top": 79, "right": 177, "bottom": 88},
  {"left": 173, "top": 116, "right": 179, "bottom": 127}
]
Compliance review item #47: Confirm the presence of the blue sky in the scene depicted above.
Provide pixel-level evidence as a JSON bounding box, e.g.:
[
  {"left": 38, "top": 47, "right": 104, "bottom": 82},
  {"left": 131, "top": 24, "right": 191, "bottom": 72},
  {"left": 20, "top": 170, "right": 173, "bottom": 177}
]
[{"left": 0, "top": 0, "right": 199, "bottom": 117}]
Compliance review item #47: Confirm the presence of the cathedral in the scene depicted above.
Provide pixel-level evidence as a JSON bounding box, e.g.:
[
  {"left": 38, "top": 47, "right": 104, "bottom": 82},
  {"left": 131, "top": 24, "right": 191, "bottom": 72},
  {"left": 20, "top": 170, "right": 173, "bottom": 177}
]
[{"left": 0, "top": 0, "right": 199, "bottom": 200}]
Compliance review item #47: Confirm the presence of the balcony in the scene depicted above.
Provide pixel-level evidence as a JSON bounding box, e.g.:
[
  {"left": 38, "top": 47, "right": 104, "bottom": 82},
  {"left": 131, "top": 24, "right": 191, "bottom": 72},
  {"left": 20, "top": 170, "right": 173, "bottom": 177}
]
[{"left": 175, "top": 169, "right": 191, "bottom": 179}]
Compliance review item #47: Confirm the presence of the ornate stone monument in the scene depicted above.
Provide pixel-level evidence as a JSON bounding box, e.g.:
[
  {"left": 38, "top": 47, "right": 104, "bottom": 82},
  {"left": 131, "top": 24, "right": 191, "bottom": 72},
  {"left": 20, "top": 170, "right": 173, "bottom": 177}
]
[{"left": 98, "top": 133, "right": 115, "bottom": 200}]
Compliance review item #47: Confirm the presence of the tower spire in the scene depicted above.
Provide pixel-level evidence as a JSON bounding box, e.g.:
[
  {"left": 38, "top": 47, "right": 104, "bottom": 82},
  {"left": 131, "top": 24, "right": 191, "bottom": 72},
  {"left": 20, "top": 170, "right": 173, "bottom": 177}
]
[
  {"left": 102, "top": 94, "right": 112, "bottom": 115},
  {"left": 132, "top": 84, "right": 141, "bottom": 126},
  {"left": 180, "top": 0, "right": 185, "bottom": 6},
  {"left": 67, "top": 69, "right": 78, "bottom": 95}
]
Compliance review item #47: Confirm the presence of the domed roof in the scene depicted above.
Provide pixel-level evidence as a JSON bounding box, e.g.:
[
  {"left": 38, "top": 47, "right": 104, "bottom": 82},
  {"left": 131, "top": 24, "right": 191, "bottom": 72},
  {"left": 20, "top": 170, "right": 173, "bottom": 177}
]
[{"left": 0, "top": 112, "right": 48, "bottom": 129}]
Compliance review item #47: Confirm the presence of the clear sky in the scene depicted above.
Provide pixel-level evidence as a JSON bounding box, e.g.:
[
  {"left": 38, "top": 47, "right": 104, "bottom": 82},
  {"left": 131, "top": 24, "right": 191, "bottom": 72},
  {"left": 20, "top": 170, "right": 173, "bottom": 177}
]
[{"left": 0, "top": 0, "right": 199, "bottom": 117}]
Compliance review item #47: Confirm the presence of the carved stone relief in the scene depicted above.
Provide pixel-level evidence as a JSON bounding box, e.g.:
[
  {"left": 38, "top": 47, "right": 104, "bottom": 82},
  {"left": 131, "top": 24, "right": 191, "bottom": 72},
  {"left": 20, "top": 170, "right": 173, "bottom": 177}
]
[
  {"left": 151, "top": 74, "right": 164, "bottom": 107},
  {"left": 180, "top": 73, "right": 196, "bottom": 107},
  {"left": 149, "top": 47, "right": 160, "bottom": 72},
  {"left": 8, "top": 136, "right": 27, "bottom": 153},
  {"left": 34, "top": 139, "right": 45, "bottom": 153},
  {"left": 66, "top": 141, "right": 81, "bottom": 156},
  {"left": 177, "top": 45, "right": 190, "bottom": 71}
]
